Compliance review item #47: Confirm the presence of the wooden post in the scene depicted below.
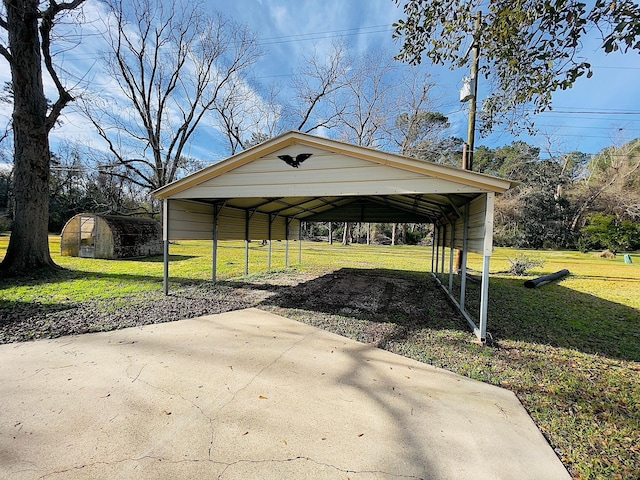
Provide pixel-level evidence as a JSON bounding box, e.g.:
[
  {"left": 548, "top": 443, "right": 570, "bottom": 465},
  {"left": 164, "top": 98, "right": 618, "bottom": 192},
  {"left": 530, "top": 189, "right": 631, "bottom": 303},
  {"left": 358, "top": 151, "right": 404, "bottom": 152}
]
[
  {"left": 455, "top": 143, "right": 469, "bottom": 272},
  {"left": 466, "top": 11, "right": 481, "bottom": 172}
]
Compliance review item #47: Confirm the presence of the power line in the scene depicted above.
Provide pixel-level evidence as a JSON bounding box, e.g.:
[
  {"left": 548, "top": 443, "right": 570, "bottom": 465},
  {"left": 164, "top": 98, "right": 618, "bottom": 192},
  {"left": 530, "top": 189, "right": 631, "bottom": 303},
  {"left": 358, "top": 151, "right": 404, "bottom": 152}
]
[
  {"left": 591, "top": 65, "right": 640, "bottom": 70},
  {"left": 527, "top": 123, "right": 639, "bottom": 131},
  {"left": 36, "top": 23, "right": 397, "bottom": 62},
  {"left": 259, "top": 24, "right": 393, "bottom": 42},
  {"left": 551, "top": 105, "right": 640, "bottom": 111},
  {"left": 540, "top": 110, "right": 640, "bottom": 115}
]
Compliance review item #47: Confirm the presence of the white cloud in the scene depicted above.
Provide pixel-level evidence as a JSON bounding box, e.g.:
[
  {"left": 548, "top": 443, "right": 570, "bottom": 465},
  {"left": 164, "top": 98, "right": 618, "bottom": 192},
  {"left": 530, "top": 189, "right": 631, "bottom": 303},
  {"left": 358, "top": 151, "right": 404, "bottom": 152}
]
[{"left": 2, "top": 0, "right": 637, "bottom": 164}]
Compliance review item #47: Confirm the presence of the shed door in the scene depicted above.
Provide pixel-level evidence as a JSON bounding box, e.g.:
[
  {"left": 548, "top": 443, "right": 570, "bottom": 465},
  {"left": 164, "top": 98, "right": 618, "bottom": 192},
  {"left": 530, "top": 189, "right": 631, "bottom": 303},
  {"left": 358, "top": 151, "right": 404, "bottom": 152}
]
[{"left": 79, "top": 216, "right": 96, "bottom": 258}]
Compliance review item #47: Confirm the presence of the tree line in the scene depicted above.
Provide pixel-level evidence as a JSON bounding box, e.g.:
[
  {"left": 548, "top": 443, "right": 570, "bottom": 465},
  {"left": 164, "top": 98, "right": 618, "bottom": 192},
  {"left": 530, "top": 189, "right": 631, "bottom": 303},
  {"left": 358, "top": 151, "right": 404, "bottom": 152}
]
[
  {"left": 2, "top": 133, "right": 637, "bottom": 253},
  {"left": 301, "top": 138, "right": 640, "bottom": 252}
]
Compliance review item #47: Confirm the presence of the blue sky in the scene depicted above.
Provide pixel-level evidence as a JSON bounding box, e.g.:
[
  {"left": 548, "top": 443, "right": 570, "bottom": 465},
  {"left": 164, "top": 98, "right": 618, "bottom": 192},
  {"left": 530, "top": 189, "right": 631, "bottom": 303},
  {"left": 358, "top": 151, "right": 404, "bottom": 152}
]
[
  {"left": 1, "top": 0, "right": 639, "bottom": 165},
  {"left": 214, "top": 0, "right": 640, "bottom": 158}
]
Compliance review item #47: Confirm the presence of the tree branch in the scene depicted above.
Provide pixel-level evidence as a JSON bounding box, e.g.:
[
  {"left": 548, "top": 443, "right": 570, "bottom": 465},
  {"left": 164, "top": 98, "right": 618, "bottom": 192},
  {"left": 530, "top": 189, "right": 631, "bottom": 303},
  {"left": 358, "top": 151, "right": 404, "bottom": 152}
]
[
  {"left": 0, "top": 43, "right": 12, "bottom": 64},
  {"left": 40, "top": 0, "right": 87, "bottom": 131}
]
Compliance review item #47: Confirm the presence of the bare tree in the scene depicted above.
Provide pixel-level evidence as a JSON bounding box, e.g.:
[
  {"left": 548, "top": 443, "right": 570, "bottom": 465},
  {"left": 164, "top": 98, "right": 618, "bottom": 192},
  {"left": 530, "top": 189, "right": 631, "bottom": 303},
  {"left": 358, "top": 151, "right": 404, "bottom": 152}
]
[
  {"left": 84, "top": 0, "right": 261, "bottom": 192},
  {"left": 215, "top": 43, "right": 353, "bottom": 153},
  {"left": 286, "top": 42, "right": 351, "bottom": 134},
  {"left": 571, "top": 140, "right": 640, "bottom": 231},
  {"left": 336, "top": 51, "right": 397, "bottom": 148},
  {"left": 385, "top": 72, "right": 447, "bottom": 159},
  {"left": 213, "top": 79, "right": 281, "bottom": 155},
  {"left": 331, "top": 51, "right": 400, "bottom": 245},
  {"left": 0, "top": 0, "right": 86, "bottom": 275},
  {"left": 381, "top": 71, "right": 446, "bottom": 245}
]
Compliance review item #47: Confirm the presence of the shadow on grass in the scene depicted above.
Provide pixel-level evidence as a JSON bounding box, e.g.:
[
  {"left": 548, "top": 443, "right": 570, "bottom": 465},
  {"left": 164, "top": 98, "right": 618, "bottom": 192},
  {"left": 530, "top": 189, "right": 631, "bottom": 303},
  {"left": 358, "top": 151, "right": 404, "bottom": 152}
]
[
  {"left": 0, "top": 267, "right": 163, "bottom": 291},
  {"left": 461, "top": 276, "right": 640, "bottom": 362},
  {"left": 235, "top": 267, "right": 639, "bottom": 362},
  {"left": 128, "top": 254, "right": 198, "bottom": 263},
  {"left": 2, "top": 263, "right": 637, "bottom": 362}
]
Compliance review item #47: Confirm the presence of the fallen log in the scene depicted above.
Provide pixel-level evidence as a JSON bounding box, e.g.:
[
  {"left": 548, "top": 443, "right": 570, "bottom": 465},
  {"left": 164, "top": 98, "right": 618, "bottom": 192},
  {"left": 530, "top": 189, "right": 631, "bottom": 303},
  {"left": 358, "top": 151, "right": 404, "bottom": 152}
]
[{"left": 524, "top": 269, "right": 570, "bottom": 289}]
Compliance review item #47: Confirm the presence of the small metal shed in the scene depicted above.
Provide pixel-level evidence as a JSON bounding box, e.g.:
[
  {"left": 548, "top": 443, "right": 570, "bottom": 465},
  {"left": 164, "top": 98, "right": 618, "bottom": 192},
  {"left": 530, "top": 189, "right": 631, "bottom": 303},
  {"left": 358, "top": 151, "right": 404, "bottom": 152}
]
[
  {"left": 153, "top": 131, "right": 515, "bottom": 341},
  {"left": 60, "top": 214, "right": 162, "bottom": 259}
]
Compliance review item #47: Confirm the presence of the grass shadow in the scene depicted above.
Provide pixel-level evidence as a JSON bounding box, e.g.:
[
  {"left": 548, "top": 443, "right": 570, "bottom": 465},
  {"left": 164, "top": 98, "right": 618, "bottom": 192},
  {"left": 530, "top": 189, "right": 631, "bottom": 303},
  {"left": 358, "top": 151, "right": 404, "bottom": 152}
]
[
  {"left": 128, "top": 254, "right": 198, "bottom": 263},
  {"left": 461, "top": 276, "right": 640, "bottom": 362},
  {"left": 0, "top": 267, "right": 163, "bottom": 291},
  {"left": 247, "top": 267, "right": 638, "bottom": 362}
]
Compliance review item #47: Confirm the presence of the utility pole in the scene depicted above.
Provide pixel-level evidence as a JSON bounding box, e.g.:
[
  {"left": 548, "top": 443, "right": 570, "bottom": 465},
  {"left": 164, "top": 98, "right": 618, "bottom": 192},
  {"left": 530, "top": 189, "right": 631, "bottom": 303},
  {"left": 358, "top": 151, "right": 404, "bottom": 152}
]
[
  {"left": 466, "top": 11, "right": 481, "bottom": 172},
  {"left": 456, "top": 11, "right": 481, "bottom": 272}
]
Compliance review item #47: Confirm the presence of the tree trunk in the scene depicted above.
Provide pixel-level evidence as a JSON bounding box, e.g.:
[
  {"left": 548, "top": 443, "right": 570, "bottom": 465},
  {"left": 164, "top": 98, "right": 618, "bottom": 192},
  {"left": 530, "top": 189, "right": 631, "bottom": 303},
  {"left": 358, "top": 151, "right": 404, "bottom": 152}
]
[
  {"left": 328, "top": 222, "right": 333, "bottom": 245},
  {"left": 342, "top": 222, "right": 351, "bottom": 246},
  {"left": 1, "top": 0, "right": 56, "bottom": 275}
]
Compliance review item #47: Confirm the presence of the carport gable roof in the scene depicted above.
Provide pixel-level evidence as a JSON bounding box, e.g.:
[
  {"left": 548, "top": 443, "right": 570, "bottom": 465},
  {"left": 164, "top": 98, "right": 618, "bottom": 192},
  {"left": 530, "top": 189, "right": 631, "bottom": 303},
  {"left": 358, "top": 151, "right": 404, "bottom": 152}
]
[{"left": 153, "top": 131, "right": 513, "bottom": 223}]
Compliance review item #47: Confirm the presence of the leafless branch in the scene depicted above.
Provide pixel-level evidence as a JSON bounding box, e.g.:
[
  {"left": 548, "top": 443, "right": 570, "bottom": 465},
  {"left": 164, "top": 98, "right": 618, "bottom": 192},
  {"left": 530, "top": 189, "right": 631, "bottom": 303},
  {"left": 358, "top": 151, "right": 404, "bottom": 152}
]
[
  {"left": 87, "top": 0, "right": 261, "bottom": 191},
  {"left": 288, "top": 42, "right": 351, "bottom": 133},
  {"left": 40, "top": 0, "right": 87, "bottom": 131}
]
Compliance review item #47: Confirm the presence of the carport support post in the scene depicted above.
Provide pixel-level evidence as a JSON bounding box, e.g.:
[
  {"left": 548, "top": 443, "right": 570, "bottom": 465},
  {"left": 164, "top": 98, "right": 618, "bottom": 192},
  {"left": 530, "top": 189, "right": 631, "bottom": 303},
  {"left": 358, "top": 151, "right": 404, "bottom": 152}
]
[
  {"left": 298, "top": 226, "right": 302, "bottom": 264},
  {"left": 245, "top": 242, "right": 249, "bottom": 276},
  {"left": 434, "top": 224, "right": 439, "bottom": 276},
  {"left": 285, "top": 218, "right": 290, "bottom": 267},
  {"left": 431, "top": 224, "right": 436, "bottom": 273},
  {"left": 479, "top": 192, "right": 495, "bottom": 341},
  {"left": 440, "top": 224, "right": 446, "bottom": 282},
  {"left": 212, "top": 204, "right": 220, "bottom": 283},
  {"left": 163, "top": 199, "right": 169, "bottom": 295},
  {"left": 460, "top": 204, "right": 470, "bottom": 311},
  {"left": 268, "top": 214, "right": 274, "bottom": 272},
  {"left": 448, "top": 219, "right": 455, "bottom": 292},
  {"left": 245, "top": 210, "right": 250, "bottom": 276}
]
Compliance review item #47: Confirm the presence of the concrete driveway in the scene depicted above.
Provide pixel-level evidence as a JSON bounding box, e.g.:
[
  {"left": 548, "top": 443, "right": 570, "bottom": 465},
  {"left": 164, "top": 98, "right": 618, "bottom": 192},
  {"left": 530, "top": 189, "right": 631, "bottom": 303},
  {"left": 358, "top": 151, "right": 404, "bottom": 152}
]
[{"left": 0, "top": 308, "right": 569, "bottom": 479}]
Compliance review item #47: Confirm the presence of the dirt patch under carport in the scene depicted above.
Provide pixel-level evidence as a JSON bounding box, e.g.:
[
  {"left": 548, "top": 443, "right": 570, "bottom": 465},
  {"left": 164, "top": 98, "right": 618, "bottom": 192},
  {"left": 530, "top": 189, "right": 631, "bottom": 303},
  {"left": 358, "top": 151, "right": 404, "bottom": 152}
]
[{"left": 256, "top": 269, "right": 470, "bottom": 347}]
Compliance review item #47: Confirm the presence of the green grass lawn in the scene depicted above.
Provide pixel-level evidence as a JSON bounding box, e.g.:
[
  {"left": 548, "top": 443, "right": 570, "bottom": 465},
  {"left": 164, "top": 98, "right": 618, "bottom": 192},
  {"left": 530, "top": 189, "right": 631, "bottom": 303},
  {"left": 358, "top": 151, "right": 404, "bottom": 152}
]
[{"left": 1, "top": 235, "right": 639, "bottom": 479}]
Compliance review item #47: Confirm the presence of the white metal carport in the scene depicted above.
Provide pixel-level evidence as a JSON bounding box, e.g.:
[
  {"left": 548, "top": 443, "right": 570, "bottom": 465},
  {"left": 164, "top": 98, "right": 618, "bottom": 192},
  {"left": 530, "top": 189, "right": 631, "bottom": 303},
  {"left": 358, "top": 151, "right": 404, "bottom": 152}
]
[{"left": 153, "top": 131, "right": 513, "bottom": 341}]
